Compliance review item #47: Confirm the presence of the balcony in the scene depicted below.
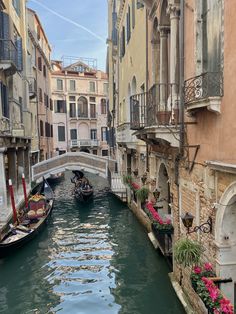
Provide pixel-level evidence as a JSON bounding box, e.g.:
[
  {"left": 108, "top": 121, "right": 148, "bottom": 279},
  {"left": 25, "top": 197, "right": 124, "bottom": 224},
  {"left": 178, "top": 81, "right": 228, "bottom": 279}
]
[
  {"left": 116, "top": 122, "right": 137, "bottom": 149},
  {"left": 76, "top": 139, "right": 100, "bottom": 147},
  {"left": 28, "top": 77, "right": 37, "bottom": 99},
  {"left": 0, "top": 39, "right": 17, "bottom": 74},
  {"left": 0, "top": 118, "right": 25, "bottom": 137},
  {"left": 71, "top": 139, "right": 78, "bottom": 147},
  {"left": 130, "top": 83, "right": 180, "bottom": 147},
  {"left": 184, "top": 72, "right": 223, "bottom": 114}
]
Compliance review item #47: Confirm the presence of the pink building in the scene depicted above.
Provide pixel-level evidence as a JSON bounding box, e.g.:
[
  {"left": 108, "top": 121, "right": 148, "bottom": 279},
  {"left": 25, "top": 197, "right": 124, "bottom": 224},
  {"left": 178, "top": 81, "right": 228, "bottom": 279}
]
[{"left": 51, "top": 58, "right": 109, "bottom": 157}]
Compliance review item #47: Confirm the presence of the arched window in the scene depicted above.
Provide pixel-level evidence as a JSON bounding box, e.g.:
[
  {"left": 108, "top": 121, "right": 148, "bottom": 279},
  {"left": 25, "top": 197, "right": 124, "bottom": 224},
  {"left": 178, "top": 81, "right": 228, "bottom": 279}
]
[{"left": 78, "top": 96, "right": 88, "bottom": 118}]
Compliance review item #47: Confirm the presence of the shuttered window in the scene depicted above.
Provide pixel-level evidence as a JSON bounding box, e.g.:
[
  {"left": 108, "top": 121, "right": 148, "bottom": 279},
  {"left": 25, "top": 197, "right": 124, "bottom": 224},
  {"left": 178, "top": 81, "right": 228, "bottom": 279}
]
[
  {"left": 126, "top": 6, "right": 131, "bottom": 43},
  {"left": 132, "top": 0, "right": 135, "bottom": 29},
  {"left": 58, "top": 126, "right": 65, "bottom": 141},
  {"left": 70, "top": 129, "right": 77, "bottom": 140},
  {"left": 0, "top": 82, "right": 9, "bottom": 118}
]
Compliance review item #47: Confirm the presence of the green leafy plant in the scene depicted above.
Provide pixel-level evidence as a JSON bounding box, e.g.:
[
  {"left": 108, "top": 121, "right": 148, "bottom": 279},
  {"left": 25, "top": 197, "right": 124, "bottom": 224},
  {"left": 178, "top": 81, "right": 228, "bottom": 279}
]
[
  {"left": 174, "top": 238, "right": 204, "bottom": 268},
  {"left": 135, "top": 186, "right": 149, "bottom": 203},
  {"left": 122, "top": 174, "right": 133, "bottom": 186}
]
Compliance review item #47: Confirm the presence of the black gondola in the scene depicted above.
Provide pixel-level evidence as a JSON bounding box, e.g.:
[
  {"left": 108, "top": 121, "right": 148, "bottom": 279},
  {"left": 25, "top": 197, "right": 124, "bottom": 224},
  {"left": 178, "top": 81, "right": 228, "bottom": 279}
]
[
  {"left": 71, "top": 171, "right": 93, "bottom": 202},
  {"left": 0, "top": 178, "right": 54, "bottom": 258}
]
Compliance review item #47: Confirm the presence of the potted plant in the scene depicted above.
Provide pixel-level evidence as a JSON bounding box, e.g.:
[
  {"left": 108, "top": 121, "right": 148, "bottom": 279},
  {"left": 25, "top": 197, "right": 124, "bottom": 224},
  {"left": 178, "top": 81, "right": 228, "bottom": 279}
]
[
  {"left": 174, "top": 238, "right": 204, "bottom": 268},
  {"left": 135, "top": 186, "right": 149, "bottom": 205}
]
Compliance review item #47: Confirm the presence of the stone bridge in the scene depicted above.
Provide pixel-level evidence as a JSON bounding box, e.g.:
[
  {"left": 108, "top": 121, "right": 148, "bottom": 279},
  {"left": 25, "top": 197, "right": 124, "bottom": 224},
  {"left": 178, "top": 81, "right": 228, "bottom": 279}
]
[{"left": 32, "top": 152, "right": 117, "bottom": 181}]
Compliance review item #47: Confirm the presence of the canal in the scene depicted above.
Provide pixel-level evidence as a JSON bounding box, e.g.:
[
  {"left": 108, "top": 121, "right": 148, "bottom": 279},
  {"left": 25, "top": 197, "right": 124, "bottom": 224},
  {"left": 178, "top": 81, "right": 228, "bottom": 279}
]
[{"left": 0, "top": 172, "right": 184, "bottom": 314}]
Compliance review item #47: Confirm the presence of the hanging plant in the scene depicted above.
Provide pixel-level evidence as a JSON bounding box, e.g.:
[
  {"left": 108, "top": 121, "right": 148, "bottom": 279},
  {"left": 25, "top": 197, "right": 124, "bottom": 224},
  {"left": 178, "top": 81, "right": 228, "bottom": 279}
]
[
  {"left": 174, "top": 238, "right": 204, "bottom": 268},
  {"left": 122, "top": 174, "right": 133, "bottom": 186},
  {"left": 135, "top": 186, "right": 149, "bottom": 203}
]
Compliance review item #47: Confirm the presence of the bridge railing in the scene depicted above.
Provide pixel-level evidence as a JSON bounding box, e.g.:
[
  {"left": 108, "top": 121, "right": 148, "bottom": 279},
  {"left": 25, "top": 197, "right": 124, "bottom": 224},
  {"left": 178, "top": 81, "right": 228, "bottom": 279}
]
[{"left": 32, "top": 152, "right": 117, "bottom": 181}]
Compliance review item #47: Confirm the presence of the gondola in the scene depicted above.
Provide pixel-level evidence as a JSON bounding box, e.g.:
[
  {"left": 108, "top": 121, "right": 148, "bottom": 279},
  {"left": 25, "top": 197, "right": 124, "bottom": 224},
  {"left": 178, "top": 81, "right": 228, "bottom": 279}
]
[
  {"left": 0, "top": 178, "right": 54, "bottom": 257},
  {"left": 71, "top": 171, "right": 94, "bottom": 202}
]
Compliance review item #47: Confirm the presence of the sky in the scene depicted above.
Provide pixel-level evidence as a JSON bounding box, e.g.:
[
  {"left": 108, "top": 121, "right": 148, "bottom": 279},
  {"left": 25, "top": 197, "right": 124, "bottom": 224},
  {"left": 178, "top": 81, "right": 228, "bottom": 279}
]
[{"left": 27, "top": 0, "right": 108, "bottom": 71}]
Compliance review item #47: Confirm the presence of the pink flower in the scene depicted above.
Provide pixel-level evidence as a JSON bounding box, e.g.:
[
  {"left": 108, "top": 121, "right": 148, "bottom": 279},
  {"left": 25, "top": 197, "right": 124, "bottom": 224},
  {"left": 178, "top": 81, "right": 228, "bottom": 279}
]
[
  {"left": 220, "top": 298, "right": 234, "bottom": 314},
  {"left": 193, "top": 266, "right": 202, "bottom": 274},
  {"left": 209, "top": 288, "right": 219, "bottom": 301},
  {"left": 204, "top": 262, "right": 213, "bottom": 272}
]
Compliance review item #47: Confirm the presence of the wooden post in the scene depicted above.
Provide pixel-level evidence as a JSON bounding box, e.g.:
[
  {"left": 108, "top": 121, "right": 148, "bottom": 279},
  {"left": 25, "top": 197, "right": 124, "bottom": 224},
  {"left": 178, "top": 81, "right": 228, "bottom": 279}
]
[
  {"left": 22, "top": 173, "right": 28, "bottom": 209},
  {"left": 9, "top": 179, "right": 17, "bottom": 224}
]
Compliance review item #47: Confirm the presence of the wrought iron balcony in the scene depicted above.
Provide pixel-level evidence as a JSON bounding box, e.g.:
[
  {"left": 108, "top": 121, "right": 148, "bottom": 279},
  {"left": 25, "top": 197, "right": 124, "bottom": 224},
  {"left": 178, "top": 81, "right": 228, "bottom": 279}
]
[
  {"left": 184, "top": 72, "right": 223, "bottom": 113},
  {"left": 0, "top": 39, "right": 17, "bottom": 74},
  {"left": 71, "top": 139, "right": 78, "bottom": 147},
  {"left": 130, "top": 83, "right": 179, "bottom": 130}
]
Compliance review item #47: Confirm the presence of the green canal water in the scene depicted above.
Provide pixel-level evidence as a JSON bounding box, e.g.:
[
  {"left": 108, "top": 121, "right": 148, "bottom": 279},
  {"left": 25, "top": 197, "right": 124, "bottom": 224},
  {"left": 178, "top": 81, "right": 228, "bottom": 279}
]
[{"left": 0, "top": 172, "right": 184, "bottom": 314}]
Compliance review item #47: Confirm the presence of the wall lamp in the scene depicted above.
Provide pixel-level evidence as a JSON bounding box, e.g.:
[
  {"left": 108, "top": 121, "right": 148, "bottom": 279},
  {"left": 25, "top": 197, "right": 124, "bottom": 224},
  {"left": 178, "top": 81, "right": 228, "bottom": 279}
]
[{"left": 181, "top": 212, "right": 212, "bottom": 234}]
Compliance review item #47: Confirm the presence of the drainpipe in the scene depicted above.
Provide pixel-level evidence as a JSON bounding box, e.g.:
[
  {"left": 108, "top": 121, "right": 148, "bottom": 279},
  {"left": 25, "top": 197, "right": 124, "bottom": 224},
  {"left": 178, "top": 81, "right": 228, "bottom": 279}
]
[
  {"left": 179, "top": 0, "right": 185, "bottom": 157},
  {"left": 145, "top": 7, "right": 149, "bottom": 173}
]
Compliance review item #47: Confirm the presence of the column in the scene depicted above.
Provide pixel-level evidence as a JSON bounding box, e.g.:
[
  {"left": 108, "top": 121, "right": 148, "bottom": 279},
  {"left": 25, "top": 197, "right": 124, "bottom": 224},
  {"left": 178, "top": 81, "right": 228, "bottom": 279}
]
[
  {"left": 159, "top": 26, "right": 169, "bottom": 110},
  {"left": 0, "top": 148, "right": 8, "bottom": 222},
  {"left": 168, "top": 4, "right": 180, "bottom": 92}
]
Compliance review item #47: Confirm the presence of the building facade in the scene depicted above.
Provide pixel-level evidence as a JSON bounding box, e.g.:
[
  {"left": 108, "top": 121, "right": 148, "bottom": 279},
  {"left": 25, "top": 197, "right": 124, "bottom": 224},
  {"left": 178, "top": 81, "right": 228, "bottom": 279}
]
[
  {"left": 27, "top": 8, "right": 53, "bottom": 162},
  {"left": 0, "top": 0, "right": 31, "bottom": 225},
  {"left": 109, "top": 0, "right": 236, "bottom": 311},
  {"left": 51, "top": 58, "right": 109, "bottom": 157}
]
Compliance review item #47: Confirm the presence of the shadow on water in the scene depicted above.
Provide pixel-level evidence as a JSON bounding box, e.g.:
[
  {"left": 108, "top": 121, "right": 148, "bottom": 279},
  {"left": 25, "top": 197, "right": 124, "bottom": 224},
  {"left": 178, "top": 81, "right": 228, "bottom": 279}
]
[{"left": 0, "top": 171, "right": 184, "bottom": 314}]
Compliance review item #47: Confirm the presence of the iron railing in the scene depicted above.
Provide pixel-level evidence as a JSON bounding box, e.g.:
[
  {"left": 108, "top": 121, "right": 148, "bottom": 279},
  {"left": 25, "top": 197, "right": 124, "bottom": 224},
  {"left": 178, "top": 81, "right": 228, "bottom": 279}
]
[
  {"left": 130, "top": 83, "right": 179, "bottom": 130},
  {"left": 0, "top": 39, "right": 17, "bottom": 66},
  {"left": 130, "top": 92, "right": 148, "bottom": 129},
  {"left": 184, "top": 72, "right": 223, "bottom": 104}
]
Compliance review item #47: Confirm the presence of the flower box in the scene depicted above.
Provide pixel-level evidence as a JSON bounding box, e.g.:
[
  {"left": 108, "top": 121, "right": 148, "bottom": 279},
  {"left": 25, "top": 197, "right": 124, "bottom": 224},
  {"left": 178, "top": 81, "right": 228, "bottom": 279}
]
[
  {"left": 190, "top": 264, "right": 234, "bottom": 314},
  {"left": 152, "top": 223, "right": 174, "bottom": 235}
]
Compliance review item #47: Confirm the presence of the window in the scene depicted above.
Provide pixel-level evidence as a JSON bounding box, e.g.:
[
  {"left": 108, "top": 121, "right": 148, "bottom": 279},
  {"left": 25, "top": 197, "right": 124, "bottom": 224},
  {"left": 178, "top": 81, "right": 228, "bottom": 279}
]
[
  {"left": 92, "top": 150, "right": 97, "bottom": 155},
  {"left": 102, "top": 150, "right": 108, "bottom": 157},
  {"left": 38, "top": 57, "right": 42, "bottom": 71},
  {"left": 70, "top": 80, "right": 76, "bottom": 91},
  {"left": 37, "top": 25, "right": 40, "bottom": 40},
  {"left": 45, "top": 122, "right": 51, "bottom": 137},
  {"left": 0, "top": 82, "right": 9, "bottom": 118},
  {"left": 69, "top": 103, "right": 76, "bottom": 117},
  {"left": 39, "top": 88, "right": 42, "bottom": 102},
  {"left": 69, "top": 96, "right": 76, "bottom": 101},
  {"left": 51, "top": 125, "right": 53, "bottom": 137},
  {"left": 90, "top": 103, "right": 96, "bottom": 118},
  {"left": 57, "top": 79, "right": 63, "bottom": 91},
  {"left": 40, "top": 120, "right": 44, "bottom": 136},
  {"left": 120, "top": 26, "right": 126, "bottom": 58},
  {"left": 101, "top": 127, "right": 107, "bottom": 141},
  {"left": 43, "top": 65, "right": 46, "bottom": 77},
  {"left": 126, "top": 6, "right": 131, "bottom": 43},
  {"left": 90, "top": 129, "right": 97, "bottom": 140},
  {"left": 101, "top": 99, "right": 107, "bottom": 114},
  {"left": 12, "top": 0, "right": 20, "bottom": 16},
  {"left": 50, "top": 98, "right": 53, "bottom": 111},
  {"left": 89, "top": 96, "right": 96, "bottom": 102},
  {"left": 54, "top": 100, "right": 66, "bottom": 113},
  {"left": 103, "top": 83, "right": 108, "bottom": 95},
  {"left": 137, "top": 0, "right": 144, "bottom": 9},
  {"left": 58, "top": 126, "right": 65, "bottom": 141},
  {"left": 89, "top": 81, "right": 95, "bottom": 93},
  {"left": 70, "top": 129, "right": 77, "bottom": 140},
  {"left": 78, "top": 96, "right": 88, "bottom": 118},
  {"left": 132, "top": 0, "right": 135, "bottom": 29}
]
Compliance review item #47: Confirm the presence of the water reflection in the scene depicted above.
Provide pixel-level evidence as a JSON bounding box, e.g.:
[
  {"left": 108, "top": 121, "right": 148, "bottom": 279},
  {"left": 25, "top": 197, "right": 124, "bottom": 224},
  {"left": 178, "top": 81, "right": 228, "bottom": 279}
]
[{"left": 0, "top": 172, "right": 184, "bottom": 314}]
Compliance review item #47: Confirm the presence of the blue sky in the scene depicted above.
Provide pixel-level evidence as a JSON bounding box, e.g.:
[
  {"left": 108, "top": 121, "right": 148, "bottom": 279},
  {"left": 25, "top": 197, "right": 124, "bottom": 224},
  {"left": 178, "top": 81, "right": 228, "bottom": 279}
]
[{"left": 27, "top": 0, "right": 108, "bottom": 71}]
